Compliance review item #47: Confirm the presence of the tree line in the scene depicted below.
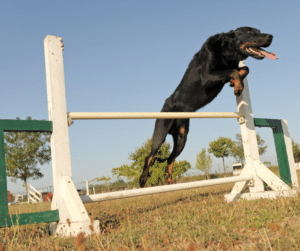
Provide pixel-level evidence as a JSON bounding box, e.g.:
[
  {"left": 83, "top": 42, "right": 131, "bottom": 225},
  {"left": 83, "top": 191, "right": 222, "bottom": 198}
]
[
  {"left": 109, "top": 134, "right": 268, "bottom": 185},
  {"left": 4, "top": 116, "right": 300, "bottom": 191}
]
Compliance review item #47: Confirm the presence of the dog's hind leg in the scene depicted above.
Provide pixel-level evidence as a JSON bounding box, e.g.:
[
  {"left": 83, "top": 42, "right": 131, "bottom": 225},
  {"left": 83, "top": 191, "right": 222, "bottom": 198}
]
[
  {"left": 165, "top": 119, "right": 189, "bottom": 184},
  {"left": 160, "top": 101, "right": 192, "bottom": 184},
  {"left": 139, "top": 100, "right": 193, "bottom": 187},
  {"left": 139, "top": 118, "right": 174, "bottom": 187}
]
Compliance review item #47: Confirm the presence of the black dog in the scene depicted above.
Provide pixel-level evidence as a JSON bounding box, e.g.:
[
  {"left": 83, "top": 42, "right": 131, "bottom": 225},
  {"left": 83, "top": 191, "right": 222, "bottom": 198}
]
[{"left": 139, "top": 27, "right": 277, "bottom": 188}]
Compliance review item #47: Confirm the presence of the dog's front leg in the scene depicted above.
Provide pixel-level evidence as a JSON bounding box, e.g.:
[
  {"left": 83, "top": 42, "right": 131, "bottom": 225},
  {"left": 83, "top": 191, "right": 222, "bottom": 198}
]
[
  {"left": 229, "top": 66, "right": 249, "bottom": 96},
  {"left": 206, "top": 68, "right": 248, "bottom": 96}
]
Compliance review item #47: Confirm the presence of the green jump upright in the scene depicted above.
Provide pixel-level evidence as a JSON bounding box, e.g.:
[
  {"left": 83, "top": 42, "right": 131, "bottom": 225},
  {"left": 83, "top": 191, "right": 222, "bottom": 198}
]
[
  {"left": 254, "top": 118, "right": 293, "bottom": 185},
  {"left": 0, "top": 119, "right": 59, "bottom": 227}
]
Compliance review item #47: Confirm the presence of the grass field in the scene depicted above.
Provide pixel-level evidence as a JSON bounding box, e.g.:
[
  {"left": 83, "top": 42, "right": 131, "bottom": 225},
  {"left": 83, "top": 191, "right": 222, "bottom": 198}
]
[{"left": 1, "top": 167, "right": 300, "bottom": 250}]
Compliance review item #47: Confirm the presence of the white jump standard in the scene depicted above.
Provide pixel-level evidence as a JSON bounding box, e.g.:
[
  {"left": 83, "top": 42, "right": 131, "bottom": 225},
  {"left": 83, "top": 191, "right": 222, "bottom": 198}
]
[{"left": 44, "top": 35, "right": 298, "bottom": 237}]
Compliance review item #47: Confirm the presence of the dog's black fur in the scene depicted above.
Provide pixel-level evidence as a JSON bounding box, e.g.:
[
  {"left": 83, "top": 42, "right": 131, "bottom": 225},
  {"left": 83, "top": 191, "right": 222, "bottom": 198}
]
[{"left": 139, "top": 27, "right": 274, "bottom": 187}]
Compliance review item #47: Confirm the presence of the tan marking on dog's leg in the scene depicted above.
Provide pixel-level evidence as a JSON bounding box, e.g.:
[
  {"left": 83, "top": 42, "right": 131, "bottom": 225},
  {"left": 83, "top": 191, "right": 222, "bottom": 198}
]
[
  {"left": 239, "top": 69, "right": 247, "bottom": 77},
  {"left": 229, "top": 70, "right": 239, "bottom": 87},
  {"left": 166, "top": 161, "right": 175, "bottom": 184},
  {"left": 147, "top": 156, "right": 153, "bottom": 166}
]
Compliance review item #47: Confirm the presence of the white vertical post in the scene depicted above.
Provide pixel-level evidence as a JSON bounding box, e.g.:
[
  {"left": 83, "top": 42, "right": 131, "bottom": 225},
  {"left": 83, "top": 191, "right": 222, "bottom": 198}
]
[
  {"left": 44, "top": 35, "right": 100, "bottom": 236},
  {"left": 44, "top": 35, "right": 72, "bottom": 208},
  {"left": 230, "top": 61, "right": 264, "bottom": 194},
  {"left": 86, "top": 180, "right": 89, "bottom": 195}
]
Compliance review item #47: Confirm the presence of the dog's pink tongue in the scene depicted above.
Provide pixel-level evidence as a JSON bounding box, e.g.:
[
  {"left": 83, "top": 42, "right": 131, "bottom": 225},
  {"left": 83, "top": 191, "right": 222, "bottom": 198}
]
[{"left": 260, "top": 50, "right": 278, "bottom": 59}]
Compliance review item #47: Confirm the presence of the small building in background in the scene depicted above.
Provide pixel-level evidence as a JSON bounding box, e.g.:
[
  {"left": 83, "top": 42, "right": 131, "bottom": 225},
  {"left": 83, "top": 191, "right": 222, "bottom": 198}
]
[{"left": 232, "top": 162, "right": 243, "bottom": 176}]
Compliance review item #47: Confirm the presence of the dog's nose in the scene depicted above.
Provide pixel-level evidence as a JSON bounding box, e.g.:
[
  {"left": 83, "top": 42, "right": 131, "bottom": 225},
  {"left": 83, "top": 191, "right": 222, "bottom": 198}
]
[{"left": 267, "top": 34, "right": 273, "bottom": 40}]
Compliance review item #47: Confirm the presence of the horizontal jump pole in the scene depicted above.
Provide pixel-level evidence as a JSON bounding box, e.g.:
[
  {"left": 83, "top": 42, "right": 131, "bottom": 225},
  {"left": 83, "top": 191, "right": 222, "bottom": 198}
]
[
  {"left": 80, "top": 174, "right": 252, "bottom": 203},
  {"left": 68, "top": 112, "right": 240, "bottom": 120}
]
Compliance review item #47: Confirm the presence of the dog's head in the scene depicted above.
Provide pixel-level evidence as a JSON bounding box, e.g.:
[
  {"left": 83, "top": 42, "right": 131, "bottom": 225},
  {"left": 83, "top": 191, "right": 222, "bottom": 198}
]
[{"left": 234, "top": 27, "right": 277, "bottom": 60}]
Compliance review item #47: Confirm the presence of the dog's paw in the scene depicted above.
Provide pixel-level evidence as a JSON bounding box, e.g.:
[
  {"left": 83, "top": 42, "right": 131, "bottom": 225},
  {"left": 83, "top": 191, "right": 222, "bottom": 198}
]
[
  {"left": 139, "top": 175, "right": 148, "bottom": 187},
  {"left": 139, "top": 179, "right": 146, "bottom": 188},
  {"left": 230, "top": 77, "right": 244, "bottom": 96},
  {"left": 165, "top": 177, "right": 173, "bottom": 185},
  {"left": 234, "top": 85, "right": 244, "bottom": 96},
  {"left": 229, "top": 79, "right": 235, "bottom": 87}
]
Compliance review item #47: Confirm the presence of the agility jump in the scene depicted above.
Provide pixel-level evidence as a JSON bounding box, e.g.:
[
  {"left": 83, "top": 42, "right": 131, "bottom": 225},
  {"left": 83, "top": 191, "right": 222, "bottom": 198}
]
[
  {"left": 42, "top": 35, "right": 298, "bottom": 237},
  {"left": 0, "top": 33, "right": 297, "bottom": 237}
]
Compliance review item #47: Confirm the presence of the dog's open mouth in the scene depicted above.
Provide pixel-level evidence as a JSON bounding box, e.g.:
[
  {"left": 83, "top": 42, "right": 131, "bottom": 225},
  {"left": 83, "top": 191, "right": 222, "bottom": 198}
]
[{"left": 245, "top": 47, "right": 278, "bottom": 59}]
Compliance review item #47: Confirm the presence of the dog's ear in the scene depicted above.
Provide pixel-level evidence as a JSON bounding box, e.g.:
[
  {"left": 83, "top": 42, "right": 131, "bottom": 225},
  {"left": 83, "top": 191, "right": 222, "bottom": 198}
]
[
  {"left": 223, "top": 30, "right": 236, "bottom": 41},
  {"left": 221, "top": 30, "right": 237, "bottom": 47}
]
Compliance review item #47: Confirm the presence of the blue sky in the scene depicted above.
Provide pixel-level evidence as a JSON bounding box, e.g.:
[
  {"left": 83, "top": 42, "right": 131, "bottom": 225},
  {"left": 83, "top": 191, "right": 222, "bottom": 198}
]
[{"left": 1, "top": 1, "right": 300, "bottom": 193}]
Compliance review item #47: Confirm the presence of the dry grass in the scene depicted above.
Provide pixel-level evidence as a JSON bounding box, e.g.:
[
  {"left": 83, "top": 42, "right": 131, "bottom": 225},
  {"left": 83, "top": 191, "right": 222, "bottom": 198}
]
[{"left": 1, "top": 167, "right": 300, "bottom": 250}]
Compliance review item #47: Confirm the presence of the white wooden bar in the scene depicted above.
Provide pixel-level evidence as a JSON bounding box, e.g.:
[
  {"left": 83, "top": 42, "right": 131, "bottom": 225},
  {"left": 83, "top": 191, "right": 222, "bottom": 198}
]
[
  {"left": 68, "top": 112, "right": 240, "bottom": 120},
  {"left": 81, "top": 175, "right": 253, "bottom": 203}
]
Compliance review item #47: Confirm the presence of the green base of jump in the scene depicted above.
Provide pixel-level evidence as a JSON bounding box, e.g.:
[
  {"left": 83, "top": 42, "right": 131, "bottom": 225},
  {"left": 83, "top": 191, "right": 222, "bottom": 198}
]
[
  {"left": 0, "top": 209, "right": 59, "bottom": 227},
  {"left": 254, "top": 118, "right": 292, "bottom": 186},
  {"left": 0, "top": 119, "right": 56, "bottom": 228}
]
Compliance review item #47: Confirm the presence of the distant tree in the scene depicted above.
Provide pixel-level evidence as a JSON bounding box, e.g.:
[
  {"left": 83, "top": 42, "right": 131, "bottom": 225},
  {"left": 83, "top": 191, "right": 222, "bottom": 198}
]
[
  {"left": 91, "top": 176, "right": 111, "bottom": 186},
  {"left": 111, "top": 163, "right": 137, "bottom": 186},
  {"left": 208, "top": 137, "right": 234, "bottom": 175},
  {"left": 171, "top": 160, "right": 191, "bottom": 181},
  {"left": 229, "top": 134, "right": 244, "bottom": 164},
  {"left": 263, "top": 161, "right": 272, "bottom": 167},
  {"left": 111, "top": 138, "right": 191, "bottom": 187},
  {"left": 292, "top": 140, "right": 300, "bottom": 162},
  {"left": 4, "top": 116, "right": 51, "bottom": 193},
  {"left": 230, "top": 133, "right": 267, "bottom": 164},
  {"left": 114, "top": 179, "right": 125, "bottom": 184},
  {"left": 195, "top": 149, "right": 212, "bottom": 179}
]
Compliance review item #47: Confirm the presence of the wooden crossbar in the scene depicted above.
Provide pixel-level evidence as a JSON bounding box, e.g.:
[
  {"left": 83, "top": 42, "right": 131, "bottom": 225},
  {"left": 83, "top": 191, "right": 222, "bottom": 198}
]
[{"left": 68, "top": 112, "right": 240, "bottom": 120}]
